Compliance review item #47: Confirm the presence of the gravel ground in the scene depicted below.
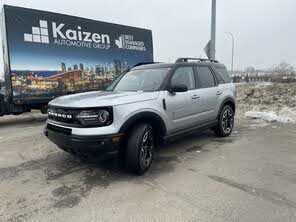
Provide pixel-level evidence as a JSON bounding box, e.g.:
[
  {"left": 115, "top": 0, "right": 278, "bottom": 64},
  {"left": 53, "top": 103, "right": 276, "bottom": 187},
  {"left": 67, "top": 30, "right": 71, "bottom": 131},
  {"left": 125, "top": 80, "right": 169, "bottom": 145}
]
[{"left": 0, "top": 111, "right": 296, "bottom": 221}]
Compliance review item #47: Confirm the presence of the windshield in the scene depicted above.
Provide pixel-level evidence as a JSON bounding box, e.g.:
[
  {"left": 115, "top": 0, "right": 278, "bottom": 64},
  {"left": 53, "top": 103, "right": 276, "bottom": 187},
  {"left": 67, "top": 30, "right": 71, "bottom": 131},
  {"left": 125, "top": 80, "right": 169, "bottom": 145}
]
[{"left": 108, "top": 68, "right": 169, "bottom": 92}]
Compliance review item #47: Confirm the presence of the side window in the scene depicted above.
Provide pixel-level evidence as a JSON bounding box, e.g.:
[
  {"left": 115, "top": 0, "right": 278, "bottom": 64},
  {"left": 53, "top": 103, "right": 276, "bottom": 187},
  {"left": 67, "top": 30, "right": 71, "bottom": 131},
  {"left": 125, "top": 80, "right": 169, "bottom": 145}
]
[
  {"left": 171, "top": 67, "right": 195, "bottom": 90},
  {"left": 214, "top": 67, "right": 231, "bottom": 83},
  {"left": 196, "top": 67, "right": 216, "bottom": 88},
  {"left": 215, "top": 71, "right": 225, "bottom": 84}
]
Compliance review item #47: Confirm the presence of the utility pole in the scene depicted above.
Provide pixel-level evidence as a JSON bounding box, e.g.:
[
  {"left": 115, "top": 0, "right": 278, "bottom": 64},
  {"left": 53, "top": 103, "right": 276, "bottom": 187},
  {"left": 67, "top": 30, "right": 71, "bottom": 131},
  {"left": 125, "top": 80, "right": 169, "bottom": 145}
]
[
  {"left": 210, "top": 0, "right": 216, "bottom": 60},
  {"left": 225, "top": 32, "right": 234, "bottom": 74}
]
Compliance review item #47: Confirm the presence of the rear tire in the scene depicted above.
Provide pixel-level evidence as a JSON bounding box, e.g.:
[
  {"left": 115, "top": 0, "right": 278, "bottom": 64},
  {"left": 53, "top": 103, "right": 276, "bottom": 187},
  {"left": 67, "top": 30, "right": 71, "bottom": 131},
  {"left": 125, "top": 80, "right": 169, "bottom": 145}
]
[
  {"left": 214, "top": 105, "right": 234, "bottom": 137},
  {"left": 125, "top": 123, "right": 154, "bottom": 175}
]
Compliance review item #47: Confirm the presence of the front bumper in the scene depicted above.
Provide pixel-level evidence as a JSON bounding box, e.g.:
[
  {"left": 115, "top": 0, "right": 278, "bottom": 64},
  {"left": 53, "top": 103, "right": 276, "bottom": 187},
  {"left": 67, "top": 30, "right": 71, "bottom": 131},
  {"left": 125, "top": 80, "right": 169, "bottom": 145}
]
[{"left": 44, "top": 123, "right": 122, "bottom": 158}]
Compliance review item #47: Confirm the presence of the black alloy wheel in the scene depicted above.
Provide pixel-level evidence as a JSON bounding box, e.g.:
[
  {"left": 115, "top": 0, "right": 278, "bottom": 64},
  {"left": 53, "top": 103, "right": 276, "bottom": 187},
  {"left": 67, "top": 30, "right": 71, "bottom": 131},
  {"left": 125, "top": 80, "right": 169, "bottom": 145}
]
[
  {"left": 125, "top": 123, "right": 154, "bottom": 174},
  {"left": 214, "top": 105, "right": 234, "bottom": 137}
]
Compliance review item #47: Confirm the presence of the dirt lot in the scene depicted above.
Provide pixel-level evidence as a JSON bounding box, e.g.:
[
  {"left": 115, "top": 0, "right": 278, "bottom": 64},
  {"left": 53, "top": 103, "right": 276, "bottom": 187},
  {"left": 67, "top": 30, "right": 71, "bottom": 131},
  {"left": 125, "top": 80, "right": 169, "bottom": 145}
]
[
  {"left": 236, "top": 82, "right": 296, "bottom": 122},
  {"left": 1, "top": 83, "right": 296, "bottom": 221}
]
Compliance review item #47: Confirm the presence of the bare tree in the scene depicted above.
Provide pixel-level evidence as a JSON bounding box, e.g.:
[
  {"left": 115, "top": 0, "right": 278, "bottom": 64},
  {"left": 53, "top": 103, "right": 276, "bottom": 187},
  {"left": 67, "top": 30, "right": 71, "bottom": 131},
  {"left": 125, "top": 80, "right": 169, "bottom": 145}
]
[
  {"left": 244, "top": 66, "right": 256, "bottom": 73},
  {"left": 273, "top": 62, "right": 294, "bottom": 76}
]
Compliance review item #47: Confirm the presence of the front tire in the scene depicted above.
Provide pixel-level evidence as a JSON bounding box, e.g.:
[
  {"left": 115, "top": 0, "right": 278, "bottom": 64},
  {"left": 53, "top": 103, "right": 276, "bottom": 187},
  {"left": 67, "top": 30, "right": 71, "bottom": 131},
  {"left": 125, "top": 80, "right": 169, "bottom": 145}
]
[
  {"left": 125, "top": 123, "right": 154, "bottom": 174},
  {"left": 214, "top": 105, "right": 234, "bottom": 137}
]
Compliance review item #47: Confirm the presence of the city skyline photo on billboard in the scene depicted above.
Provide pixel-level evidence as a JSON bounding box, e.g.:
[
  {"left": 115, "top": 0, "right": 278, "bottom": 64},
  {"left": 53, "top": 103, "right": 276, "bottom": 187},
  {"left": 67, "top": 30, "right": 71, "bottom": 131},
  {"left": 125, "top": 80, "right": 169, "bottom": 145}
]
[{"left": 1, "top": 5, "right": 154, "bottom": 100}]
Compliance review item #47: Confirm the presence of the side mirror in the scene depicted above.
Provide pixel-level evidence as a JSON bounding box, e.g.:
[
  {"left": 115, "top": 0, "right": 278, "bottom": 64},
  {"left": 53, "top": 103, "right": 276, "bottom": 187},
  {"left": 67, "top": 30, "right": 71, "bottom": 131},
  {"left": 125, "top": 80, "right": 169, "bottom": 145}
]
[{"left": 168, "top": 84, "right": 188, "bottom": 94}]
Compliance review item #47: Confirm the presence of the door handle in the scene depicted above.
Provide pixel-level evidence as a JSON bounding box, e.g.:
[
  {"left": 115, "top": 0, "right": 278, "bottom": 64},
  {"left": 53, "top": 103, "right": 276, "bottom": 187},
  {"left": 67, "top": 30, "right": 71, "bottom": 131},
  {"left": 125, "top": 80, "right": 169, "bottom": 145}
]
[
  {"left": 191, "top": 95, "right": 200, "bottom": 99},
  {"left": 216, "top": 91, "right": 223, "bottom": 95}
]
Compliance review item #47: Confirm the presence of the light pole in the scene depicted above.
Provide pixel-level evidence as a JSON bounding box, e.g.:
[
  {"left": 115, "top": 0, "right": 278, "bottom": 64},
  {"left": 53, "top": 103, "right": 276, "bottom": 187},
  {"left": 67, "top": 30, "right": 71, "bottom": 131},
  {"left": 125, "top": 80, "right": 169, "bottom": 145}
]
[
  {"left": 225, "top": 32, "right": 234, "bottom": 74},
  {"left": 210, "top": 0, "right": 216, "bottom": 60}
]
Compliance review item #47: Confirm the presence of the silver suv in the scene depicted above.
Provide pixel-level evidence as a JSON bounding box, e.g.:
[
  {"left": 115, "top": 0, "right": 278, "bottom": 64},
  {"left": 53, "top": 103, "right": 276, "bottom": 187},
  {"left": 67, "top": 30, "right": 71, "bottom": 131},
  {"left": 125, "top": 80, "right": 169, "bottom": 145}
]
[{"left": 44, "top": 58, "right": 236, "bottom": 174}]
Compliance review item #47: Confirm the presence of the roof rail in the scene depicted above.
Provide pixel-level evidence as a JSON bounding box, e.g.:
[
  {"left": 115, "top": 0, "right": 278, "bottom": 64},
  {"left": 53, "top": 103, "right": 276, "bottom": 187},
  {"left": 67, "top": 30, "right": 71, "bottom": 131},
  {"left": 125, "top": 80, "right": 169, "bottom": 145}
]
[
  {"left": 132, "top": 62, "right": 161, "bottom": 68},
  {"left": 175, "top": 58, "right": 219, "bottom": 63}
]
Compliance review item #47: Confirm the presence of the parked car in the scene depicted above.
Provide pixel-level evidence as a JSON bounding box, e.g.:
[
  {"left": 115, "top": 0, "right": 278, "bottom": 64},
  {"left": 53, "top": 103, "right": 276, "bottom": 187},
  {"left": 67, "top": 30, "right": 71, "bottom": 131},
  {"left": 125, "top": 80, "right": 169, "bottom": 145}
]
[{"left": 44, "top": 58, "right": 236, "bottom": 174}]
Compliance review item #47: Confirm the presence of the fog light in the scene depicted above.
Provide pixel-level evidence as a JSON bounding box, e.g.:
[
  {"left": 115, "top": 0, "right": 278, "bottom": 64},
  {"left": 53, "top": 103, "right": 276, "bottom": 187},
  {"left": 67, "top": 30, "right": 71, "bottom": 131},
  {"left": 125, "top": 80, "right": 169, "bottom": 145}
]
[{"left": 112, "top": 137, "right": 121, "bottom": 143}]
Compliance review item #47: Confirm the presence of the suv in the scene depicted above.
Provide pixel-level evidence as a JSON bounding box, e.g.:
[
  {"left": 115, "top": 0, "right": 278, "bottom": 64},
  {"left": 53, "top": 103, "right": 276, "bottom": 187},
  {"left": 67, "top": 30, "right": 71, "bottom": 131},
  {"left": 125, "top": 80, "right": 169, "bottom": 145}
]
[{"left": 44, "top": 58, "right": 236, "bottom": 174}]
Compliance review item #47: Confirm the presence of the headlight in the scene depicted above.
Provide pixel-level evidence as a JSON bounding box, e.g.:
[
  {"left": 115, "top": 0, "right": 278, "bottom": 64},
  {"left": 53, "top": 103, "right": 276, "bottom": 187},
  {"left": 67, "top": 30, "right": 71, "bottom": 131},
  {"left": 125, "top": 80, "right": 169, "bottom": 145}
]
[{"left": 76, "top": 110, "right": 111, "bottom": 126}]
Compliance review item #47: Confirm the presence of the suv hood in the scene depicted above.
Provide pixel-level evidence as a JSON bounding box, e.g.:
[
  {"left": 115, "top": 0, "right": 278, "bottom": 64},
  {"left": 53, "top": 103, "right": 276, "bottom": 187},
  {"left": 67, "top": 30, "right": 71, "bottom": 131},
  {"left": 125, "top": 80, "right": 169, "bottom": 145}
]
[{"left": 49, "top": 91, "right": 160, "bottom": 108}]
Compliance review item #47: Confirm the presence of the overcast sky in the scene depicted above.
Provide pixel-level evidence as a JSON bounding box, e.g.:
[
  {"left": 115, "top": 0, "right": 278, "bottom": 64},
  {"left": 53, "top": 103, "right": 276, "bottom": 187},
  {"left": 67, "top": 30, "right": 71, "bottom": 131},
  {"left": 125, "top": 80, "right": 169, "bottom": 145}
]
[{"left": 1, "top": 0, "right": 296, "bottom": 70}]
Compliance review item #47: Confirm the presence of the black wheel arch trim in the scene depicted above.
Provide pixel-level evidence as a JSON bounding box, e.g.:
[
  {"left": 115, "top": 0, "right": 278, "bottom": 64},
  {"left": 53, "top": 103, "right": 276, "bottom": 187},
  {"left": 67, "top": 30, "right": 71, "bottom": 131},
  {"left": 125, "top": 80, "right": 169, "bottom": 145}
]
[
  {"left": 119, "top": 111, "right": 167, "bottom": 136},
  {"left": 218, "top": 98, "right": 236, "bottom": 117}
]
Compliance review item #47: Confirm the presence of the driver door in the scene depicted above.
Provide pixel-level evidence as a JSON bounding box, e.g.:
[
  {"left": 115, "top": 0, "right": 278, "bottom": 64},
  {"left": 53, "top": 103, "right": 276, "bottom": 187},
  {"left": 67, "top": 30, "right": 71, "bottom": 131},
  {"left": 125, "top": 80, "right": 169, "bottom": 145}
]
[{"left": 165, "top": 66, "right": 199, "bottom": 132}]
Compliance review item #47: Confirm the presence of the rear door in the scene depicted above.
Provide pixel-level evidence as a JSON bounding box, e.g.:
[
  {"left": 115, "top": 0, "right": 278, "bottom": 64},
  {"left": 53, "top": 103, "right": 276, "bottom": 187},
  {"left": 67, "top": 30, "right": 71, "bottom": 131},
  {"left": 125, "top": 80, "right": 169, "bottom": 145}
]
[{"left": 194, "top": 66, "right": 220, "bottom": 123}]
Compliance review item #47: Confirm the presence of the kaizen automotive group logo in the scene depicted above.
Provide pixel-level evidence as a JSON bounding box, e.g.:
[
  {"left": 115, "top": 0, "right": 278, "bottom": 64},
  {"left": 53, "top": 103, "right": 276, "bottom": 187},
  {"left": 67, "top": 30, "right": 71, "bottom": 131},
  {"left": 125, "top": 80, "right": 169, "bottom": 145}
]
[
  {"left": 24, "top": 20, "right": 49, "bottom": 44},
  {"left": 23, "top": 20, "right": 147, "bottom": 51},
  {"left": 23, "top": 20, "right": 111, "bottom": 50}
]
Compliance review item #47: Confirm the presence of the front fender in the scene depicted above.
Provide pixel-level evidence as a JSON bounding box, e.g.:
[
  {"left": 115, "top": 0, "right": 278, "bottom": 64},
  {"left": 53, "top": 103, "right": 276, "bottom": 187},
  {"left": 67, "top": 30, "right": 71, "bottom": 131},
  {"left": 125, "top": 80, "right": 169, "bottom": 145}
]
[{"left": 119, "top": 109, "right": 167, "bottom": 135}]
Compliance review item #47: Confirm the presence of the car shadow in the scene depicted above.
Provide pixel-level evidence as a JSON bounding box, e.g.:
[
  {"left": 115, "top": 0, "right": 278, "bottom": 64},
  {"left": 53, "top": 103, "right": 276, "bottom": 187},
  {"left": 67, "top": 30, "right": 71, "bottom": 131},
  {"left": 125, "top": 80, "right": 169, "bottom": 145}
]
[{"left": 46, "top": 129, "right": 225, "bottom": 181}]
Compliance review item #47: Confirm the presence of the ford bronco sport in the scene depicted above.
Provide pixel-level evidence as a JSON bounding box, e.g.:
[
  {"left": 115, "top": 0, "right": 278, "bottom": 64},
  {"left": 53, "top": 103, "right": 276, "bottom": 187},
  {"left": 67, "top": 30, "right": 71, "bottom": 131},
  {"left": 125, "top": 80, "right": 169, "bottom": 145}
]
[{"left": 44, "top": 58, "right": 236, "bottom": 174}]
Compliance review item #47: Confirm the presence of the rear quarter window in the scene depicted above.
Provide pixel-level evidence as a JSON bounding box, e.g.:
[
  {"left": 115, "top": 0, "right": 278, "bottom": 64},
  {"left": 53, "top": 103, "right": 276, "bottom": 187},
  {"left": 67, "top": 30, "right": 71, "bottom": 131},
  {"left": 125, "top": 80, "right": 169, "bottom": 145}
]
[
  {"left": 214, "top": 67, "right": 231, "bottom": 83},
  {"left": 196, "top": 66, "right": 216, "bottom": 88}
]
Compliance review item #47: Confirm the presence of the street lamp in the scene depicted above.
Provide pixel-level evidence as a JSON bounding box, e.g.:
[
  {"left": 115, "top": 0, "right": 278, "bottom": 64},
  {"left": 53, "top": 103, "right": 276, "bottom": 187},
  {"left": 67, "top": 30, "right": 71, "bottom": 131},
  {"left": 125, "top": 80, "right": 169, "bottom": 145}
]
[{"left": 225, "top": 32, "right": 234, "bottom": 74}]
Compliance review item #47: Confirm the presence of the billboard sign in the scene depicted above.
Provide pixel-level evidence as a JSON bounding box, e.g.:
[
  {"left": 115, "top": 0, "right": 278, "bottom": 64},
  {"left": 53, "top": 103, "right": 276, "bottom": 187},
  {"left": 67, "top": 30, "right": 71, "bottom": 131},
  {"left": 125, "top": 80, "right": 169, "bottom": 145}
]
[{"left": 1, "top": 5, "right": 154, "bottom": 101}]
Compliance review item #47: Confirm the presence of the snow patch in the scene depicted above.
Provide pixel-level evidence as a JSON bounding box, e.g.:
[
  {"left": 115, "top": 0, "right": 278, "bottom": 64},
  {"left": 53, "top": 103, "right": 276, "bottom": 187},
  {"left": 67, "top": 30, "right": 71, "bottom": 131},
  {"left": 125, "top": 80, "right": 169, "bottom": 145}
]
[
  {"left": 245, "top": 110, "right": 296, "bottom": 123},
  {"left": 245, "top": 111, "right": 279, "bottom": 122}
]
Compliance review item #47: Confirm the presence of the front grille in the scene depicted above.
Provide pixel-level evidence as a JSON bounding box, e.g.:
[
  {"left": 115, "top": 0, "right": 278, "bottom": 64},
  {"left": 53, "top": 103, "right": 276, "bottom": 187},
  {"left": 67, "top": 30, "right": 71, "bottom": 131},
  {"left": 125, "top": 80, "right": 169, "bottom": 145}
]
[
  {"left": 47, "top": 106, "right": 113, "bottom": 128},
  {"left": 47, "top": 123, "right": 72, "bottom": 135},
  {"left": 48, "top": 108, "right": 81, "bottom": 126}
]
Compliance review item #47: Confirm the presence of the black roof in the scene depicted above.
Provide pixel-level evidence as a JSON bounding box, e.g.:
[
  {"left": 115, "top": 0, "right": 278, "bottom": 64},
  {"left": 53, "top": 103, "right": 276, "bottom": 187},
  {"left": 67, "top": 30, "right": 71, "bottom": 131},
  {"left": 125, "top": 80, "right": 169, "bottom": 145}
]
[{"left": 132, "top": 63, "right": 175, "bottom": 70}]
